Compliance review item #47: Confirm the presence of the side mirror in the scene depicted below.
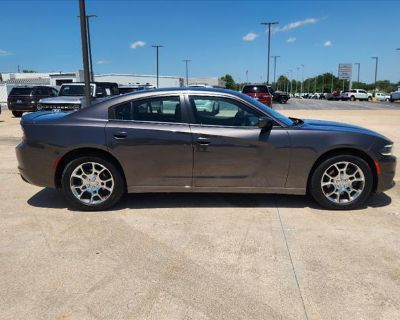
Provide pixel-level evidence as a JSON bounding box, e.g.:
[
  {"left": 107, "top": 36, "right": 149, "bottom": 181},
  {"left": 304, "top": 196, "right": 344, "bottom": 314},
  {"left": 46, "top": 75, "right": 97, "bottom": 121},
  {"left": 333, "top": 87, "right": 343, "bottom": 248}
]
[{"left": 258, "top": 117, "right": 274, "bottom": 131}]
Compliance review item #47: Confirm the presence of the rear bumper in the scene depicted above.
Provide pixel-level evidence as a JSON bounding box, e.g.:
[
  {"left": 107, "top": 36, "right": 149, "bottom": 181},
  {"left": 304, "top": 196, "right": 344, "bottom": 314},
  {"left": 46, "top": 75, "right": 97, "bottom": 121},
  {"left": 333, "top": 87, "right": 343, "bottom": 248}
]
[
  {"left": 16, "top": 141, "right": 57, "bottom": 188},
  {"left": 376, "top": 155, "right": 396, "bottom": 193}
]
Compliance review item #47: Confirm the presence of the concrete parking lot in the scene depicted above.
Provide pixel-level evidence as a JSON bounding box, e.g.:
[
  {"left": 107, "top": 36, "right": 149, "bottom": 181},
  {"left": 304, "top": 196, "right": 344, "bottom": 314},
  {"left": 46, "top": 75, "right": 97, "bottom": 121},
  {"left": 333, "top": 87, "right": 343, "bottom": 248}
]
[{"left": 0, "top": 100, "right": 399, "bottom": 320}]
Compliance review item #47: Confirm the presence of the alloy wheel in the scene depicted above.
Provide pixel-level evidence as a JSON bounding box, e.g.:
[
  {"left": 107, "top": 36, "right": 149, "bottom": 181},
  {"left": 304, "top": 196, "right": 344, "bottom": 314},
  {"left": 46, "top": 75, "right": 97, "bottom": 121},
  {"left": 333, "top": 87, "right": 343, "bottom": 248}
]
[
  {"left": 320, "top": 161, "right": 365, "bottom": 204},
  {"left": 70, "top": 162, "right": 114, "bottom": 205}
]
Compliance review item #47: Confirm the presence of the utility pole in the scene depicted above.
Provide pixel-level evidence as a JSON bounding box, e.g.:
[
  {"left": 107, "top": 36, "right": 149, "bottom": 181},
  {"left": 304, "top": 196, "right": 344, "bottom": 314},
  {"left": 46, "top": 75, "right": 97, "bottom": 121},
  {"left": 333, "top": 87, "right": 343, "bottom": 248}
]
[
  {"left": 79, "top": 0, "right": 91, "bottom": 105},
  {"left": 295, "top": 67, "right": 299, "bottom": 95},
  {"left": 354, "top": 62, "right": 360, "bottom": 83},
  {"left": 271, "top": 55, "right": 280, "bottom": 88},
  {"left": 261, "top": 21, "right": 279, "bottom": 84},
  {"left": 331, "top": 71, "right": 334, "bottom": 92},
  {"left": 152, "top": 45, "right": 163, "bottom": 88},
  {"left": 289, "top": 69, "right": 293, "bottom": 95},
  {"left": 183, "top": 59, "right": 191, "bottom": 86},
  {"left": 371, "top": 57, "right": 378, "bottom": 94},
  {"left": 86, "top": 15, "right": 97, "bottom": 82}
]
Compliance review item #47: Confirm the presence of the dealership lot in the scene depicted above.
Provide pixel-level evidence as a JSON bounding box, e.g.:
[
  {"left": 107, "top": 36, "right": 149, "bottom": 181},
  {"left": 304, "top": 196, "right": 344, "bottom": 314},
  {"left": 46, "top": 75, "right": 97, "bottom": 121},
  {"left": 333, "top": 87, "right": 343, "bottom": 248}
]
[{"left": 0, "top": 101, "right": 399, "bottom": 319}]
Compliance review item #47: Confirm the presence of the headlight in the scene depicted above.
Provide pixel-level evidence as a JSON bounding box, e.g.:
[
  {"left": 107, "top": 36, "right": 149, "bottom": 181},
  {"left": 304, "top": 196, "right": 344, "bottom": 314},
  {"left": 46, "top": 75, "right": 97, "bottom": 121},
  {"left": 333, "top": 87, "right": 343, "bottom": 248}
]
[{"left": 380, "top": 144, "right": 393, "bottom": 156}]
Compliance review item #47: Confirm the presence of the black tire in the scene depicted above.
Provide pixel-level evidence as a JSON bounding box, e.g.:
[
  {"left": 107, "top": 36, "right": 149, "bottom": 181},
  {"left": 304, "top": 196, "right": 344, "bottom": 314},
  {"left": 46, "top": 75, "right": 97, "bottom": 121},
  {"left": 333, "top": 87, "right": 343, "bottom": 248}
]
[
  {"left": 61, "top": 156, "right": 125, "bottom": 211},
  {"left": 368, "top": 97, "right": 372, "bottom": 101},
  {"left": 279, "top": 96, "right": 287, "bottom": 104},
  {"left": 12, "top": 111, "right": 23, "bottom": 117},
  {"left": 309, "top": 155, "right": 373, "bottom": 210},
  {"left": 350, "top": 96, "right": 356, "bottom": 101}
]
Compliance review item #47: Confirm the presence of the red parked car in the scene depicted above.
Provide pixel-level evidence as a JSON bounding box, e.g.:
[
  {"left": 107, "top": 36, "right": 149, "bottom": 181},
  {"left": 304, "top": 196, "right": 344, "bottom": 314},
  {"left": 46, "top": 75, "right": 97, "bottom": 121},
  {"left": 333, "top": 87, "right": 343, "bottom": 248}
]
[{"left": 242, "top": 84, "right": 273, "bottom": 107}]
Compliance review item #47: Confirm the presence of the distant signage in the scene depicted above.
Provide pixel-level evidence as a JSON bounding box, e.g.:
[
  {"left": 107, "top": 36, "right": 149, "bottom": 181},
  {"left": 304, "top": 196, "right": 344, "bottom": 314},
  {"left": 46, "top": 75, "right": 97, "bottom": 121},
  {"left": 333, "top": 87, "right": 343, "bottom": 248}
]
[{"left": 338, "top": 63, "right": 352, "bottom": 80}]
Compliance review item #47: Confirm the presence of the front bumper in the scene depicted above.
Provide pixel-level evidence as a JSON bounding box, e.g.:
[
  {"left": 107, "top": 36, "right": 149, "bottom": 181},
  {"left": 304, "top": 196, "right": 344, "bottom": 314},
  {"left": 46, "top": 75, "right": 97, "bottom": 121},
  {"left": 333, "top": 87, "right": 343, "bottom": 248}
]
[
  {"left": 8, "top": 103, "right": 37, "bottom": 112},
  {"left": 376, "top": 155, "right": 396, "bottom": 193},
  {"left": 16, "top": 140, "right": 57, "bottom": 188}
]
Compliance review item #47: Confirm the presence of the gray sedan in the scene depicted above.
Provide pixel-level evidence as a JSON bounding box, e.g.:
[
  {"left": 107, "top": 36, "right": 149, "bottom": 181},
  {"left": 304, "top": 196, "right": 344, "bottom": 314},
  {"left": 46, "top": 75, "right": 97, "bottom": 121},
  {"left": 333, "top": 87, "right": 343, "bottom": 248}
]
[{"left": 16, "top": 88, "right": 396, "bottom": 211}]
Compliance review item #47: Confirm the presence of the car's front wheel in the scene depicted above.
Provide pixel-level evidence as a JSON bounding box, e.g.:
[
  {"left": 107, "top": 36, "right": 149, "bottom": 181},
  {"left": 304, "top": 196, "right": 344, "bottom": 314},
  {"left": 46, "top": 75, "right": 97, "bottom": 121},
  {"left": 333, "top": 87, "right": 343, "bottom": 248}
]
[
  {"left": 309, "top": 155, "right": 373, "bottom": 210},
  {"left": 61, "top": 156, "right": 125, "bottom": 211},
  {"left": 12, "top": 111, "right": 23, "bottom": 117}
]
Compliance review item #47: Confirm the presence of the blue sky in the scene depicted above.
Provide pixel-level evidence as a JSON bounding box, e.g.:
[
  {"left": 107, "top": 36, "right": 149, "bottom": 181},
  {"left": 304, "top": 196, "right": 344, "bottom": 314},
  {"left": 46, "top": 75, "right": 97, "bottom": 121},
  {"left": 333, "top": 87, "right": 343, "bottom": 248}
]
[{"left": 0, "top": 0, "right": 399, "bottom": 83}]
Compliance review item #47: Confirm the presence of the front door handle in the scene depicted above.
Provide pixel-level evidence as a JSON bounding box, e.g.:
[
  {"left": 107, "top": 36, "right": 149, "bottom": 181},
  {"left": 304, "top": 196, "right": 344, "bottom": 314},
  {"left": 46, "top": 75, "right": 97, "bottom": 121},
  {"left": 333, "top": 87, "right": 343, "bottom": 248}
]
[
  {"left": 197, "top": 137, "right": 210, "bottom": 145},
  {"left": 113, "top": 131, "right": 128, "bottom": 139}
]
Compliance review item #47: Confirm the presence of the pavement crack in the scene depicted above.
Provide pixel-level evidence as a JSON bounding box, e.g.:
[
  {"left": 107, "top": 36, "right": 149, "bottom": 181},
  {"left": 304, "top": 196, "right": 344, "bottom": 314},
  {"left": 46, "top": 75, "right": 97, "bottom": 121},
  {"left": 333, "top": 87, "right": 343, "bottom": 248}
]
[{"left": 276, "top": 205, "right": 309, "bottom": 320}]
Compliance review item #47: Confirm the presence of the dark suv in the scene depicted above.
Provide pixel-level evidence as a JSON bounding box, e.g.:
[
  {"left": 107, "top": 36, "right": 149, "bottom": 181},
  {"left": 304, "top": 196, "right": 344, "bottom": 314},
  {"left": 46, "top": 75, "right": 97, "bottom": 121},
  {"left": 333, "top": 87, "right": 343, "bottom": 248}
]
[
  {"left": 7, "top": 86, "right": 58, "bottom": 117},
  {"left": 241, "top": 84, "right": 272, "bottom": 107}
]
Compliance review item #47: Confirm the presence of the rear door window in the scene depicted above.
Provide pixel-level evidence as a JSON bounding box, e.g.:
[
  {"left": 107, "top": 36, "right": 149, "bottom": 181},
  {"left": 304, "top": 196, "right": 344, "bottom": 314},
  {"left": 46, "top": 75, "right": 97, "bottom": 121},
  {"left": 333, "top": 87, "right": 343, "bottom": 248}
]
[{"left": 110, "top": 96, "right": 183, "bottom": 123}]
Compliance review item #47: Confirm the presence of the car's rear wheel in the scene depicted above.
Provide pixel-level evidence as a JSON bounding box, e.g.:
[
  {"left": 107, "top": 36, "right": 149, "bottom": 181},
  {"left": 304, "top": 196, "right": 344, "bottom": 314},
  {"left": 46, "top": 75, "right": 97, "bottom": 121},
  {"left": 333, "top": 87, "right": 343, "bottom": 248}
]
[
  {"left": 309, "top": 155, "right": 373, "bottom": 210},
  {"left": 350, "top": 96, "right": 356, "bottom": 101},
  {"left": 61, "top": 156, "right": 125, "bottom": 211},
  {"left": 12, "top": 111, "right": 23, "bottom": 117},
  {"left": 278, "top": 96, "right": 287, "bottom": 104}
]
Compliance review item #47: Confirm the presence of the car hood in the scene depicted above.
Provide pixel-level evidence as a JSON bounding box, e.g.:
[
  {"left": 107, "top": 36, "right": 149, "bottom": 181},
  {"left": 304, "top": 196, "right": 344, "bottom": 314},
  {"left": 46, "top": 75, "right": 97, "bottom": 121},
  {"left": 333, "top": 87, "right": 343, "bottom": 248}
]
[
  {"left": 301, "top": 119, "right": 387, "bottom": 139},
  {"left": 39, "top": 96, "right": 84, "bottom": 104}
]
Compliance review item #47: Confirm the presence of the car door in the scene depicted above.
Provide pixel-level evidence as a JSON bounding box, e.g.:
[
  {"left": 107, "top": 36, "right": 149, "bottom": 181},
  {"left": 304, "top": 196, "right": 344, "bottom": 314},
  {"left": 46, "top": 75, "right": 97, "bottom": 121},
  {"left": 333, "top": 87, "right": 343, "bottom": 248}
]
[
  {"left": 186, "top": 94, "right": 290, "bottom": 189},
  {"left": 105, "top": 94, "right": 193, "bottom": 189}
]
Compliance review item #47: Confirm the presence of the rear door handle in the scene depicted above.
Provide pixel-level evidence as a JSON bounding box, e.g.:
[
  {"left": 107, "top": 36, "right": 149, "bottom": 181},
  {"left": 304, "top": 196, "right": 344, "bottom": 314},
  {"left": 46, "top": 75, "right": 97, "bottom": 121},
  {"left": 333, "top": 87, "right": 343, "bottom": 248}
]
[
  {"left": 113, "top": 131, "right": 128, "bottom": 139},
  {"left": 197, "top": 137, "right": 211, "bottom": 145}
]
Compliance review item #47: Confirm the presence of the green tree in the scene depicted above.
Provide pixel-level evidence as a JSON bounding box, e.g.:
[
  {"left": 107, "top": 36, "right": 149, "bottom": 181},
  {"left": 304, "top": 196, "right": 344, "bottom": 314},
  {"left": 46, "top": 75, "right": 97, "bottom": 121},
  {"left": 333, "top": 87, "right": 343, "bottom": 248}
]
[{"left": 220, "top": 74, "right": 236, "bottom": 90}]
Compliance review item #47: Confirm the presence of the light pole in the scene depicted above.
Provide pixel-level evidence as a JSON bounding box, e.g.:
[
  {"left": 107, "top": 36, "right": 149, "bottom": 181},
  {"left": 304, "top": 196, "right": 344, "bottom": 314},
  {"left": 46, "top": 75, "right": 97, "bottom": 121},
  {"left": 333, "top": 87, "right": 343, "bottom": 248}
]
[
  {"left": 78, "top": 0, "right": 91, "bottom": 105},
  {"left": 86, "top": 15, "right": 97, "bottom": 82},
  {"left": 271, "top": 55, "right": 280, "bottom": 88},
  {"left": 301, "top": 64, "right": 304, "bottom": 94},
  {"left": 289, "top": 69, "right": 293, "bottom": 95},
  {"left": 77, "top": 14, "right": 97, "bottom": 82},
  {"left": 331, "top": 71, "right": 334, "bottom": 92},
  {"left": 261, "top": 21, "right": 279, "bottom": 84},
  {"left": 295, "top": 67, "right": 299, "bottom": 95},
  {"left": 183, "top": 59, "right": 191, "bottom": 86},
  {"left": 152, "top": 45, "right": 163, "bottom": 88},
  {"left": 371, "top": 57, "right": 378, "bottom": 94},
  {"left": 354, "top": 62, "right": 360, "bottom": 83},
  {"left": 245, "top": 70, "right": 249, "bottom": 83}
]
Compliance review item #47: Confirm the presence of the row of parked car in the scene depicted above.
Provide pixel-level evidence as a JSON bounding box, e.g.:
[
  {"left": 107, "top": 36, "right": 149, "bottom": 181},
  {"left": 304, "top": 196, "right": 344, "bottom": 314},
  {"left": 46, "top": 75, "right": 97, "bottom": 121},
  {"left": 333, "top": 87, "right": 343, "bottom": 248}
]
[
  {"left": 6, "top": 82, "right": 155, "bottom": 117},
  {"left": 297, "top": 88, "right": 400, "bottom": 102}
]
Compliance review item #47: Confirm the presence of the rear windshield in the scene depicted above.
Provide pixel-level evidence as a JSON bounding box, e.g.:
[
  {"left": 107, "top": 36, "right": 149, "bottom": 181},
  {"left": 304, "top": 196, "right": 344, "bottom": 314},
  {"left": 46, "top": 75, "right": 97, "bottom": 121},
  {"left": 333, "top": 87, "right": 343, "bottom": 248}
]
[
  {"left": 9, "top": 88, "right": 33, "bottom": 96},
  {"left": 59, "top": 85, "right": 94, "bottom": 96},
  {"left": 242, "top": 85, "right": 269, "bottom": 94}
]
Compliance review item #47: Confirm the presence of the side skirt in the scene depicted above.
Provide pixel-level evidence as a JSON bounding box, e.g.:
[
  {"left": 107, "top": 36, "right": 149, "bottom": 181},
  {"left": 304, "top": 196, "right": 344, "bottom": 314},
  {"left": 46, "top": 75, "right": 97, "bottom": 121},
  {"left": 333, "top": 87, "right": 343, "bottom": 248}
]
[{"left": 127, "top": 186, "right": 306, "bottom": 195}]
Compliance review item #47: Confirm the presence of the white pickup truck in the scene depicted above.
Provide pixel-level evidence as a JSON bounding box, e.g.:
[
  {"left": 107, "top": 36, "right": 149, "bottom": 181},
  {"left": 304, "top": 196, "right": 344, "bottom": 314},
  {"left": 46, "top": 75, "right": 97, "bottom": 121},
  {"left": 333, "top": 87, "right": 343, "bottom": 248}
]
[
  {"left": 390, "top": 87, "right": 400, "bottom": 102},
  {"left": 375, "top": 92, "right": 390, "bottom": 102},
  {"left": 342, "top": 89, "right": 371, "bottom": 101}
]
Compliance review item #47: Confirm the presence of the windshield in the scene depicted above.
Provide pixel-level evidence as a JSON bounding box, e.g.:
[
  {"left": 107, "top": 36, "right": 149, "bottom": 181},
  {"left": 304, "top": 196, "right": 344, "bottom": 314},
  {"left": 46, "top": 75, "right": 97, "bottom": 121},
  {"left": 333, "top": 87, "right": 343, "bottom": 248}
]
[
  {"left": 59, "top": 85, "right": 94, "bottom": 96},
  {"left": 237, "top": 92, "right": 294, "bottom": 126}
]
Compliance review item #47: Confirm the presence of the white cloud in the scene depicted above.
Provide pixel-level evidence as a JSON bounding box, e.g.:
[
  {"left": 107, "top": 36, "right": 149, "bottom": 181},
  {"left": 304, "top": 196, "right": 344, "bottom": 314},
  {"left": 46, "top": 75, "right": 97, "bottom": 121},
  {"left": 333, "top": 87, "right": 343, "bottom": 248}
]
[
  {"left": 0, "top": 49, "right": 12, "bottom": 56},
  {"left": 323, "top": 40, "right": 332, "bottom": 47},
  {"left": 242, "top": 32, "right": 258, "bottom": 42},
  {"left": 272, "top": 18, "right": 319, "bottom": 33},
  {"left": 130, "top": 41, "right": 146, "bottom": 49},
  {"left": 286, "top": 37, "right": 297, "bottom": 43},
  {"left": 96, "top": 60, "right": 110, "bottom": 65}
]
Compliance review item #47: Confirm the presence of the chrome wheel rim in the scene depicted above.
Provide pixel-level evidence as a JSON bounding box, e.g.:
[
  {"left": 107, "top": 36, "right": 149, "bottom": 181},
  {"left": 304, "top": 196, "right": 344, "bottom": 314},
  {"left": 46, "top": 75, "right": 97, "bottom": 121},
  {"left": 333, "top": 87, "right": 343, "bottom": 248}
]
[
  {"left": 321, "top": 161, "right": 365, "bottom": 204},
  {"left": 70, "top": 162, "right": 114, "bottom": 205}
]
